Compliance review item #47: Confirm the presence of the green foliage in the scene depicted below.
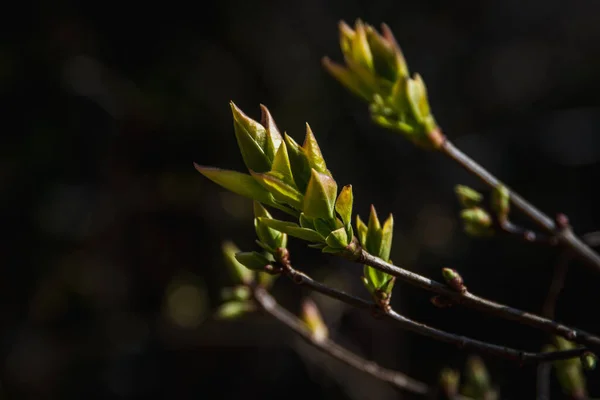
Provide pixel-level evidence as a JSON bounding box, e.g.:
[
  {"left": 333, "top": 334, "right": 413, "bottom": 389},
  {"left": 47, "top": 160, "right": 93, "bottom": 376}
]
[
  {"left": 324, "top": 20, "right": 440, "bottom": 149},
  {"left": 357, "top": 206, "right": 396, "bottom": 303},
  {"left": 455, "top": 185, "right": 483, "bottom": 208}
]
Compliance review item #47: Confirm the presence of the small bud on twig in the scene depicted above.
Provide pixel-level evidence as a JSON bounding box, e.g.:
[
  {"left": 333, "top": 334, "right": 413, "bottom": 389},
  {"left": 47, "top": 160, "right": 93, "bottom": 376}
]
[{"left": 442, "top": 268, "right": 467, "bottom": 293}]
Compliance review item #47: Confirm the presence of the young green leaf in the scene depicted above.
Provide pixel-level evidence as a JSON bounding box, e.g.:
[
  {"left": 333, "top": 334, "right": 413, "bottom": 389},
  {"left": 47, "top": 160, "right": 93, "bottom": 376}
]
[
  {"left": 260, "top": 104, "right": 283, "bottom": 161},
  {"left": 258, "top": 218, "right": 326, "bottom": 243},
  {"left": 303, "top": 169, "right": 338, "bottom": 220},
  {"left": 325, "top": 227, "right": 349, "bottom": 249},
  {"left": 380, "top": 213, "right": 394, "bottom": 262},
  {"left": 234, "top": 251, "right": 272, "bottom": 272},
  {"left": 365, "top": 25, "right": 398, "bottom": 82},
  {"left": 253, "top": 202, "right": 287, "bottom": 253},
  {"left": 363, "top": 265, "right": 388, "bottom": 291},
  {"left": 195, "top": 164, "right": 273, "bottom": 205},
  {"left": 455, "top": 185, "right": 483, "bottom": 208},
  {"left": 222, "top": 241, "right": 254, "bottom": 285},
  {"left": 270, "top": 140, "right": 296, "bottom": 187},
  {"left": 230, "top": 102, "right": 271, "bottom": 172},
  {"left": 322, "top": 57, "right": 374, "bottom": 102},
  {"left": 299, "top": 213, "right": 316, "bottom": 230},
  {"left": 356, "top": 214, "right": 368, "bottom": 245},
  {"left": 351, "top": 20, "right": 374, "bottom": 72},
  {"left": 335, "top": 185, "right": 353, "bottom": 227},
  {"left": 366, "top": 205, "right": 383, "bottom": 256},
  {"left": 215, "top": 301, "right": 255, "bottom": 320},
  {"left": 283, "top": 133, "right": 312, "bottom": 193},
  {"left": 251, "top": 171, "right": 304, "bottom": 210},
  {"left": 405, "top": 74, "right": 433, "bottom": 131},
  {"left": 302, "top": 124, "right": 330, "bottom": 176}
]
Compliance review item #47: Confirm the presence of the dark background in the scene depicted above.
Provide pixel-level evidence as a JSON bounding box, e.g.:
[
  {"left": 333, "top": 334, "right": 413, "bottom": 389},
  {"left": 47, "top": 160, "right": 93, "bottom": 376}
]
[{"left": 3, "top": 0, "right": 600, "bottom": 399}]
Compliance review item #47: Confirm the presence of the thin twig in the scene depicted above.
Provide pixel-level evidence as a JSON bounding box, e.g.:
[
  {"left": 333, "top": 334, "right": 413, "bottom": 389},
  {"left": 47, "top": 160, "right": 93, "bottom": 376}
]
[
  {"left": 440, "top": 140, "right": 600, "bottom": 272},
  {"left": 277, "top": 261, "right": 587, "bottom": 364},
  {"left": 498, "top": 220, "right": 558, "bottom": 246},
  {"left": 356, "top": 249, "right": 600, "bottom": 353},
  {"left": 251, "top": 284, "right": 430, "bottom": 395}
]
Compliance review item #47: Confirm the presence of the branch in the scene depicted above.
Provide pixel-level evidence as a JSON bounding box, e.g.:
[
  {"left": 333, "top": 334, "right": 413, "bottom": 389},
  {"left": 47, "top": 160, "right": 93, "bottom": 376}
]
[
  {"left": 250, "top": 284, "right": 430, "bottom": 396},
  {"left": 441, "top": 140, "right": 600, "bottom": 272},
  {"left": 497, "top": 219, "right": 558, "bottom": 246},
  {"left": 356, "top": 248, "right": 600, "bottom": 354},
  {"left": 276, "top": 262, "right": 587, "bottom": 364}
]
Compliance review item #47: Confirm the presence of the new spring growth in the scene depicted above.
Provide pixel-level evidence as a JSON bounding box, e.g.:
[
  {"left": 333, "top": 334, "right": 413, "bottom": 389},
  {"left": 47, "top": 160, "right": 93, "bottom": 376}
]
[
  {"left": 323, "top": 20, "right": 444, "bottom": 150},
  {"left": 216, "top": 242, "right": 259, "bottom": 320},
  {"left": 454, "top": 185, "right": 494, "bottom": 237},
  {"left": 491, "top": 185, "right": 510, "bottom": 222},
  {"left": 357, "top": 205, "right": 396, "bottom": 308},
  {"left": 301, "top": 298, "right": 329, "bottom": 343},
  {"left": 455, "top": 185, "right": 483, "bottom": 208},
  {"left": 460, "top": 207, "right": 494, "bottom": 237},
  {"left": 196, "top": 102, "right": 358, "bottom": 255},
  {"left": 253, "top": 202, "right": 288, "bottom": 254},
  {"left": 222, "top": 241, "right": 256, "bottom": 285},
  {"left": 442, "top": 268, "right": 467, "bottom": 293}
]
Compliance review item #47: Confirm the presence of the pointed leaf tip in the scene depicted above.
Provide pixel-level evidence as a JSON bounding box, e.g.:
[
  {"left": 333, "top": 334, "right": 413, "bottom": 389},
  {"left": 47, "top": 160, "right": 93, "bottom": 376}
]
[
  {"left": 335, "top": 184, "right": 353, "bottom": 227},
  {"left": 302, "top": 123, "right": 329, "bottom": 176},
  {"left": 304, "top": 169, "right": 338, "bottom": 220},
  {"left": 194, "top": 165, "right": 275, "bottom": 206}
]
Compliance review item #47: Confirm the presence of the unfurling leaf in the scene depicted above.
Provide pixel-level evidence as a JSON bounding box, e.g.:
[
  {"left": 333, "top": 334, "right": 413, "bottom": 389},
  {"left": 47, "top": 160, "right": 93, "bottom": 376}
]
[
  {"left": 215, "top": 301, "right": 255, "bottom": 320},
  {"left": 325, "top": 227, "right": 349, "bottom": 249},
  {"left": 357, "top": 205, "right": 396, "bottom": 302},
  {"left": 455, "top": 185, "right": 483, "bottom": 208},
  {"left": 301, "top": 298, "right": 329, "bottom": 342},
  {"left": 251, "top": 171, "right": 304, "bottom": 210},
  {"left": 195, "top": 165, "right": 272, "bottom": 205},
  {"left": 335, "top": 185, "right": 353, "bottom": 227},
  {"left": 303, "top": 169, "right": 338, "bottom": 220},
  {"left": 270, "top": 140, "right": 296, "bottom": 187},
  {"left": 366, "top": 205, "right": 383, "bottom": 256},
  {"left": 253, "top": 202, "right": 287, "bottom": 253},
  {"left": 258, "top": 218, "right": 326, "bottom": 243},
  {"left": 260, "top": 104, "right": 283, "bottom": 161},
  {"left": 380, "top": 213, "right": 393, "bottom": 262},
  {"left": 351, "top": 20, "right": 374, "bottom": 72},
  {"left": 234, "top": 251, "right": 272, "bottom": 271},
  {"left": 284, "top": 133, "right": 312, "bottom": 192},
  {"left": 299, "top": 213, "right": 316, "bottom": 230},
  {"left": 222, "top": 241, "right": 255, "bottom": 285},
  {"left": 230, "top": 102, "right": 271, "bottom": 172},
  {"left": 302, "top": 124, "right": 330, "bottom": 176},
  {"left": 405, "top": 73, "right": 431, "bottom": 124},
  {"left": 322, "top": 57, "right": 374, "bottom": 102},
  {"left": 356, "top": 215, "right": 368, "bottom": 245}
]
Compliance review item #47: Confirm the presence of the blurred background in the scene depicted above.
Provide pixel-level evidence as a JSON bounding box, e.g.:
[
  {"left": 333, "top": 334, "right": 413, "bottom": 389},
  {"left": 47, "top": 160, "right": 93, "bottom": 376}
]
[{"left": 3, "top": 0, "right": 600, "bottom": 398}]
